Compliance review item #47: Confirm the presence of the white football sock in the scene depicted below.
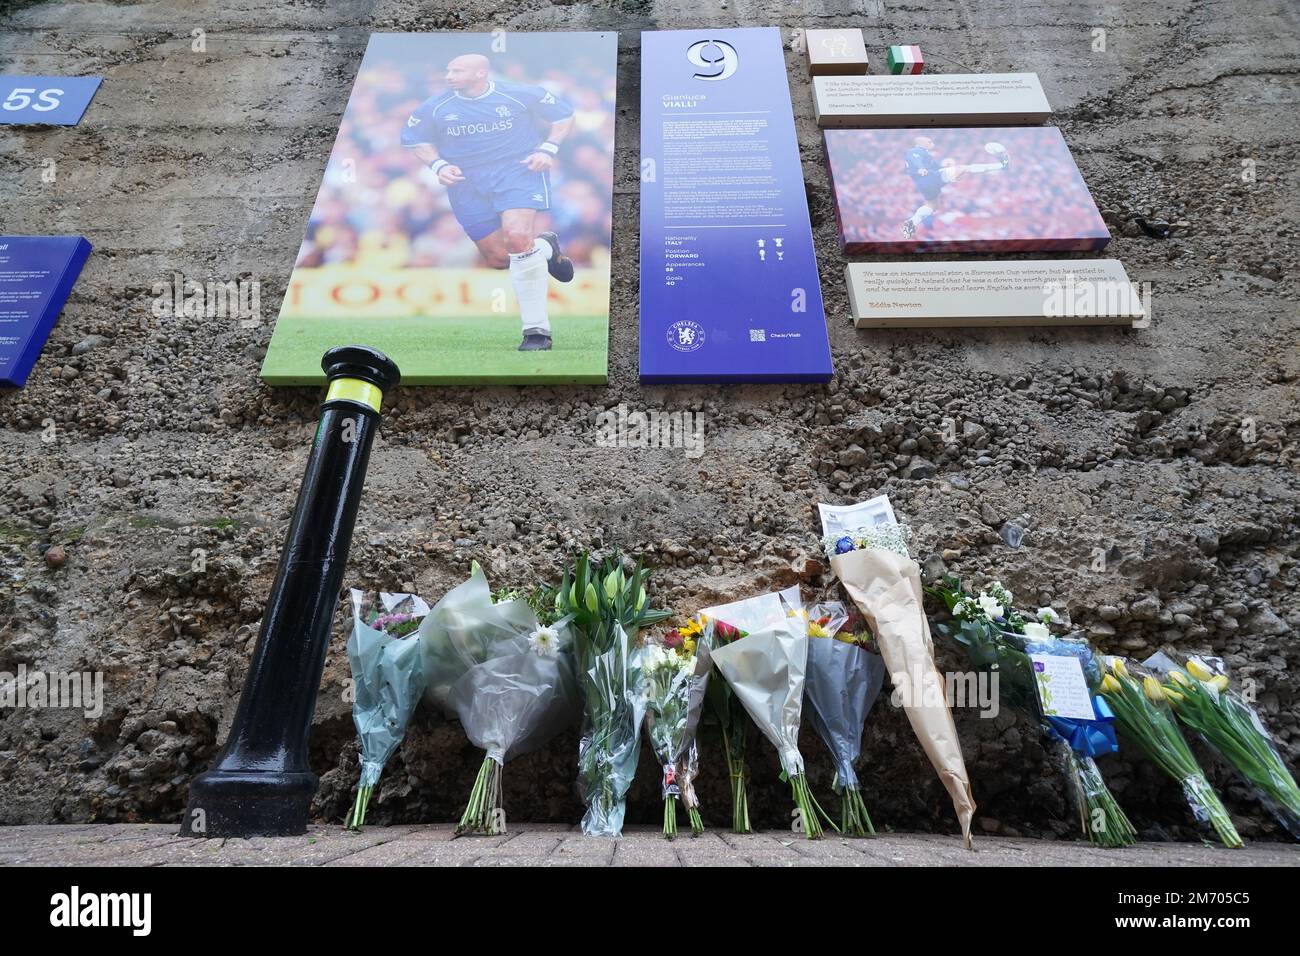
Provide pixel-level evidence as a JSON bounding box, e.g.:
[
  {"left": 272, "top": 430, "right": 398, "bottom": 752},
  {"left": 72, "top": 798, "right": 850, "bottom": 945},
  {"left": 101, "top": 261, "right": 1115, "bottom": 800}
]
[
  {"left": 509, "top": 247, "right": 550, "bottom": 335},
  {"left": 964, "top": 162, "right": 1003, "bottom": 174},
  {"left": 533, "top": 237, "right": 553, "bottom": 260},
  {"left": 909, "top": 205, "right": 934, "bottom": 226}
]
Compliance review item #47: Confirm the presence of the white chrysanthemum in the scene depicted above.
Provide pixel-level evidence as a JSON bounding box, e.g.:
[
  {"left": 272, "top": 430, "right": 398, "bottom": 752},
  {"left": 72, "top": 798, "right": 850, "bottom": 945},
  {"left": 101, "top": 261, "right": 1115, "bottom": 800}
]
[
  {"left": 1037, "top": 607, "right": 1059, "bottom": 623},
  {"left": 528, "top": 625, "right": 562, "bottom": 658}
]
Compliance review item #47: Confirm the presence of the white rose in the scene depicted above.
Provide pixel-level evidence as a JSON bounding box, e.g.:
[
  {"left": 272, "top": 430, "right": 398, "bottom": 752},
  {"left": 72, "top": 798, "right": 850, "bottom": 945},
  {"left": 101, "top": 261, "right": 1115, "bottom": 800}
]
[
  {"left": 1022, "top": 622, "right": 1050, "bottom": 640},
  {"left": 977, "top": 592, "right": 1004, "bottom": 620}
]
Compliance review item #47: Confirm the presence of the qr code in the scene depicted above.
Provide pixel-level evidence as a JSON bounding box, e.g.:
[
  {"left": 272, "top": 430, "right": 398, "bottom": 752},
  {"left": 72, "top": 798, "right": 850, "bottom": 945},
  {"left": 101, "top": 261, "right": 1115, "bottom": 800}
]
[{"left": 749, "top": 328, "right": 765, "bottom": 342}]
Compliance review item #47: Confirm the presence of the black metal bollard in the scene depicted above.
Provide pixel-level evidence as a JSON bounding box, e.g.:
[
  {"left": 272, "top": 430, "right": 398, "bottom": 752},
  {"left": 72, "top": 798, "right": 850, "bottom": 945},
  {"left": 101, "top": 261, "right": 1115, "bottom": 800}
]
[{"left": 181, "top": 346, "right": 401, "bottom": 838}]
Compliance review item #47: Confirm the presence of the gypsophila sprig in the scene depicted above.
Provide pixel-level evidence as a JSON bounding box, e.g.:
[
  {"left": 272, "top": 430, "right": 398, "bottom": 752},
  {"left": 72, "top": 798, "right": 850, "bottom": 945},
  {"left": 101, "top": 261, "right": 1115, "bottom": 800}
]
[{"left": 822, "top": 523, "right": 913, "bottom": 561}]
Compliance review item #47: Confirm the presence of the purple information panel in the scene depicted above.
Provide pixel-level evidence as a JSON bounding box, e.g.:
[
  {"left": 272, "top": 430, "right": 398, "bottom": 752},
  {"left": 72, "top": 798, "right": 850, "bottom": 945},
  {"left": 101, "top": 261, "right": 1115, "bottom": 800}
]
[
  {"left": 0, "top": 236, "right": 92, "bottom": 387},
  {"left": 639, "top": 28, "right": 831, "bottom": 383}
]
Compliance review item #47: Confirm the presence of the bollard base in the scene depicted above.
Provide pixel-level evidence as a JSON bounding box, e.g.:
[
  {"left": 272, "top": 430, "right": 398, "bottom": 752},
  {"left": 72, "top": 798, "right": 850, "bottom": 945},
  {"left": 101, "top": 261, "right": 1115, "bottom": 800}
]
[{"left": 180, "top": 769, "right": 318, "bottom": 838}]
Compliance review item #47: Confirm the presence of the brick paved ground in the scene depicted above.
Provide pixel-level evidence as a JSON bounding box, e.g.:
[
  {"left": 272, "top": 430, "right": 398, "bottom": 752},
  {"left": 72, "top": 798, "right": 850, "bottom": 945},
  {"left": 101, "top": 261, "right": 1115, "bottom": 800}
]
[{"left": 1, "top": 825, "right": 1296, "bottom": 866}]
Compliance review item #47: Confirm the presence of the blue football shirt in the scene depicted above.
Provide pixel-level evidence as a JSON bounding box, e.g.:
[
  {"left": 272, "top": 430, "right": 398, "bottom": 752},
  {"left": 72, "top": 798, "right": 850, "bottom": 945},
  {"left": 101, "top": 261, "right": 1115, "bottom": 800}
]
[{"left": 400, "top": 79, "right": 573, "bottom": 169}]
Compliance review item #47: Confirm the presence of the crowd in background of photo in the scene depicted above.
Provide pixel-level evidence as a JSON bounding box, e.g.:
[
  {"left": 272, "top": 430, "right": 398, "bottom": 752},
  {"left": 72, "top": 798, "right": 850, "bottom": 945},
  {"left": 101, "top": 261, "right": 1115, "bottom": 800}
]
[
  {"left": 296, "top": 45, "right": 616, "bottom": 271},
  {"left": 827, "top": 126, "right": 1105, "bottom": 243}
]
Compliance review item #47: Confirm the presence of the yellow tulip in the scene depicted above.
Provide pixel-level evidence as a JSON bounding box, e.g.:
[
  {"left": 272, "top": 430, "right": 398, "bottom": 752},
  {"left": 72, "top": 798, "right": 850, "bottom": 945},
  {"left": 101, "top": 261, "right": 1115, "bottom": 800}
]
[
  {"left": 1143, "top": 676, "right": 1166, "bottom": 703},
  {"left": 1100, "top": 674, "right": 1122, "bottom": 695},
  {"left": 1170, "top": 670, "right": 1192, "bottom": 687},
  {"left": 1209, "top": 675, "right": 1230, "bottom": 693},
  {"left": 1163, "top": 687, "right": 1186, "bottom": 705},
  {"left": 1112, "top": 658, "right": 1130, "bottom": 680},
  {"left": 1186, "top": 658, "right": 1215, "bottom": 682}
]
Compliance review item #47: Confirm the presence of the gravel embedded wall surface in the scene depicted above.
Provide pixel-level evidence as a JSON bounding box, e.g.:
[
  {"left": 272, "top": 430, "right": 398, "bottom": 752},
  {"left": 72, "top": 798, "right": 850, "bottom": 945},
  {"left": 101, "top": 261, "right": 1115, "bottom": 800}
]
[{"left": 0, "top": 0, "right": 1296, "bottom": 841}]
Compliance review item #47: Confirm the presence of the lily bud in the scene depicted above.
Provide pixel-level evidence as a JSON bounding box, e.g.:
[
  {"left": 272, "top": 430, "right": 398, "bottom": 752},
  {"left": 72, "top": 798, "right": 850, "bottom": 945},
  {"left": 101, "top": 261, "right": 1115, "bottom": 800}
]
[
  {"left": 1186, "top": 658, "right": 1215, "bottom": 682},
  {"left": 584, "top": 582, "right": 598, "bottom": 615},
  {"left": 1143, "top": 676, "right": 1166, "bottom": 703},
  {"left": 636, "top": 586, "right": 646, "bottom": 611}
]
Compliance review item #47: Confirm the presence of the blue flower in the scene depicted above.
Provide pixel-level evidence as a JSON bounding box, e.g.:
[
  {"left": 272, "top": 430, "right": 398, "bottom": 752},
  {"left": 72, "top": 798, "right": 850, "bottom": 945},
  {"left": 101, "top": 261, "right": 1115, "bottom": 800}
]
[{"left": 835, "top": 535, "right": 855, "bottom": 554}]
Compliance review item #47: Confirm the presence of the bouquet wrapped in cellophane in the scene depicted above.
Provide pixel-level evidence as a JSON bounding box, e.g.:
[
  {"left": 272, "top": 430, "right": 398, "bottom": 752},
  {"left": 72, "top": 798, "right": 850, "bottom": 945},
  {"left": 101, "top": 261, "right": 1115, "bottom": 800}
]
[
  {"left": 345, "top": 590, "right": 430, "bottom": 830},
  {"left": 639, "top": 616, "right": 713, "bottom": 838},
  {"left": 820, "top": 497, "right": 976, "bottom": 848},
  {"left": 703, "top": 616, "right": 754, "bottom": 833},
  {"left": 444, "top": 584, "right": 581, "bottom": 836},
  {"left": 1098, "top": 656, "right": 1243, "bottom": 847},
  {"left": 796, "top": 602, "right": 886, "bottom": 836},
  {"left": 554, "top": 553, "right": 671, "bottom": 837},
  {"left": 927, "top": 577, "right": 1137, "bottom": 847},
  {"left": 706, "top": 587, "right": 834, "bottom": 839},
  {"left": 1145, "top": 651, "right": 1300, "bottom": 839}
]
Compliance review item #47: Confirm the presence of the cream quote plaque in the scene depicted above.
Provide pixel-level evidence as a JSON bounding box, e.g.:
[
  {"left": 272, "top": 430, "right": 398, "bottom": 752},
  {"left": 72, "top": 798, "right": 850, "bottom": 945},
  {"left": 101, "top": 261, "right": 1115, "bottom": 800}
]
[{"left": 845, "top": 260, "right": 1146, "bottom": 328}]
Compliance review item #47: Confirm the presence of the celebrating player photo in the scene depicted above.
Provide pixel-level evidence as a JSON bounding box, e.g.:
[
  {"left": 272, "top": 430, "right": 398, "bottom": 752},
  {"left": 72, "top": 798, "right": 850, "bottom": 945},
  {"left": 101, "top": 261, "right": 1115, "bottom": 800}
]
[
  {"left": 824, "top": 126, "right": 1111, "bottom": 255},
  {"left": 263, "top": 32, "right": 618, "bottom": 384}
]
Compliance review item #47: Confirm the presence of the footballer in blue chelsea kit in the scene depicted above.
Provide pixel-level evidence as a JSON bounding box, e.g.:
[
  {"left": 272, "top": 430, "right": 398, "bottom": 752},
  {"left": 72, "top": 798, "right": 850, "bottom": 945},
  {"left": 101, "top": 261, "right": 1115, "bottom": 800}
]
[
  {"left": 900, "top": 135, "right": 1011, "bottom": 240},
  {"left": 402, "top": 54, "right": 576, "bottom": 351}
]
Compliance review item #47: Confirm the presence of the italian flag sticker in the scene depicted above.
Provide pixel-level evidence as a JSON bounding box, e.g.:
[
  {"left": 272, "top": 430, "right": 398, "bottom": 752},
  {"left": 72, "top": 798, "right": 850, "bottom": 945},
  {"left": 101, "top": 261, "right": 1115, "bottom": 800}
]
[{"left": 887, "top": 45, "right": 924, "bottom": 75}]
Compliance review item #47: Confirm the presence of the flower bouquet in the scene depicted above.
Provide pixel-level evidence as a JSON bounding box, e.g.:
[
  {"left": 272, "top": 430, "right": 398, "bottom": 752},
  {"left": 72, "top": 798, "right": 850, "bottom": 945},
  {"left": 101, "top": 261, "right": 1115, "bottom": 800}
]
[
  {"left": 418, "top": 563, "right": 532, "bottom": 711},
  {"left": 703, "top": 616, "right": 754, "bottom": 833},
  {"left": 1098, "top": 657, "right": 1243, "bottom": 847},
  {"left": 820, "top": 498, "right": 976, "bottom": 848},
  {"left": 706, "top": 587, "right": 834, "bottom": 839},
  {"left": 640, "top": 617, "right": 713, "bottom": 838},
  {"left": 446, "top": 594, "right": 581, "bottom": 837},
  {"left": 1145, "top": 652, "right": 1300, "bottom": 838},
  {"left": 345, "top": 591, "right": 431, "bottom": 830},
  {"left": 554, "top": 553, "right": 671, "bottom": 836},
  {"left": 927, "top": 577, "right": 1137, "bottom": 847},
  {"left": 796, "top": 602, "right": 886, "bottom": 836}
]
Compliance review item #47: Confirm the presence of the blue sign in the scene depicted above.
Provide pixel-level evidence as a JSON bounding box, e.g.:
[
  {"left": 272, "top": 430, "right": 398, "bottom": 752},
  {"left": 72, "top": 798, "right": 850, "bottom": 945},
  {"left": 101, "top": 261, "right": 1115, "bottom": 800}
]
[
  {"left": 639, "top": 28, "right": 831, "bottom": 383},
  {"left": 0, "top": 236, "right": 93, "bottom": 387},
  {"left": 0, "top": 76, "right": 102, "bottom": 125}
]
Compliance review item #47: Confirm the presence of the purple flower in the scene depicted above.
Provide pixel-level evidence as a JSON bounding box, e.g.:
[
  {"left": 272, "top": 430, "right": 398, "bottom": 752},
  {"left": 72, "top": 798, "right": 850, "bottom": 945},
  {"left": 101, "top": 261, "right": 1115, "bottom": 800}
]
[{"left": 835, "top": 536, "right": 855, "bottom": 554}]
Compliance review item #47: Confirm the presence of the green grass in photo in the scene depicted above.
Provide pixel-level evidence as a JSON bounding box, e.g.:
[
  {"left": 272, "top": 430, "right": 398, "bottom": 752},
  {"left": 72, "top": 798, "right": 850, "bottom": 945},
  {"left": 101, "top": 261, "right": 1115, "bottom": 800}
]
[{"left": 260, "top": 314, "right": 609, "bottom": 385}]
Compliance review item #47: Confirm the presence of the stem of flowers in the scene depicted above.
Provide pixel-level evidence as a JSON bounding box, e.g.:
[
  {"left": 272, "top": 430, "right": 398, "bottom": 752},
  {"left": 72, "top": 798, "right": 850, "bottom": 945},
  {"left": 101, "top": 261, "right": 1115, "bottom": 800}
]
[
  {"left": 688, "top": 807, "right": 705, "bottom": 836},
  {"left": 1170, "top": 681, "right": 1300, "bottom": 832},
  {"left": 1066, "top": 749, "right": 1137, "bottom": 847},
  {"left": 720, "top": 715, "right": 752, "bottom": 833},
  {"left": 840, "top": 786, "right": 875, "bottom": 837},
  {"left": 347, "top": 784, "right": 371, "bottom": 831},
  {"left": 663, "top": 797, "right": 677, "bottom": 840},
  {"left": 1102, "top": 672, "right": 1243, "bottom": 847},
  {"left": 789, "top": 773, "right": 826, "bottom": 840},
  {"left": 455, "top": 755, "right": 503, "bottom": 837}
]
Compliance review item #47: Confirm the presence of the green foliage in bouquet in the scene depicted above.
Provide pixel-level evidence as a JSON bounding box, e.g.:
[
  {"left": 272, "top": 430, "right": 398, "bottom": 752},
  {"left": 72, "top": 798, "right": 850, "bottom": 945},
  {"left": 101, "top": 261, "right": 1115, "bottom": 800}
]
[{"left": 551, "top": 552, "right": 671, "bottom": 835}]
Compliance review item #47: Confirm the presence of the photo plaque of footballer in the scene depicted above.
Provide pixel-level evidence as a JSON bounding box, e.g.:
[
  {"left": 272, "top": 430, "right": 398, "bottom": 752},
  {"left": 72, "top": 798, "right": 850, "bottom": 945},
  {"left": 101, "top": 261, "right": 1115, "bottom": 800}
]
[
  {"left": 823, "top": 126, "right": 1110, "bottom": 254},
  {"left": 900, "top": 135, "right": 1010, "bottom": 239},
  {"left": 401, "top": 53, "right": 575, "bottom": 352},
  {"left": 262, "top": 32, "right": 619, "bottom": 385}
]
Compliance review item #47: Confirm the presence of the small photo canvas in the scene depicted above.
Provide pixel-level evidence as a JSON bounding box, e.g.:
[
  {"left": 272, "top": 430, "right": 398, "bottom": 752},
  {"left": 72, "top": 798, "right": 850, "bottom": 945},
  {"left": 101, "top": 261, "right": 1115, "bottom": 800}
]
[{"left": 825, "top": 126, "right": 1110, "bottom": 254}]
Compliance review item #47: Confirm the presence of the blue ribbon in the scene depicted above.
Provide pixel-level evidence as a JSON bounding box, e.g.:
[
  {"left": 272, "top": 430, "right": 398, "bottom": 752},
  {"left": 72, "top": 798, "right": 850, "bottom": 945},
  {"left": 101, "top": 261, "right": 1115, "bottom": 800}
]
[{"left": 1046, "top": 695, "right": 1119, "bottom": 757}]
